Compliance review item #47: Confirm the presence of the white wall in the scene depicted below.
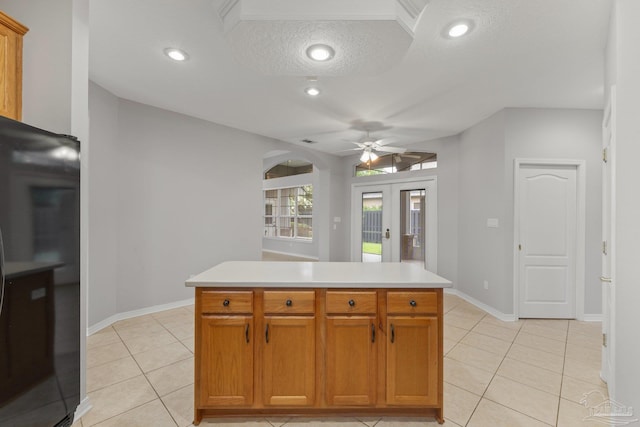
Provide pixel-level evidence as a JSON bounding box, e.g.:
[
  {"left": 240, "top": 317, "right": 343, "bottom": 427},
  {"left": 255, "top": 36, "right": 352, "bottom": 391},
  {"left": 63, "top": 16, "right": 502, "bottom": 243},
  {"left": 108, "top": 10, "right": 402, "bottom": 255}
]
[
  {"left": 457, "top": 111, "right": 509, "bottom": 312},
  {"left": 0, "top": 1, "right": 73, "bottom": 133},
  {"left": 87, "top": 82, "right": 118, "bottom": 326},
  {"left": 504, "top": 108, "right": 603, "bottom": 315},
  {"left": 456, "top": 108, "right": 602, "bottom": 316},
  {"left": 113, "top": 99, "right": 278, "bottom": 313},
  {"left": 608, "top": 0, "right": 640, "bottom": 413}
]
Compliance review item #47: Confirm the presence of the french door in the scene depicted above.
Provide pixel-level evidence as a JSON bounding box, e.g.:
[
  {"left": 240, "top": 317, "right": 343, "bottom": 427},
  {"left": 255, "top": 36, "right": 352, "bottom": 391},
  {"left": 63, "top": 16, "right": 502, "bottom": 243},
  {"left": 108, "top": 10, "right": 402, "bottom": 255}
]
[{"left": 351, "top": 178, "right": 437, "bottom": 272}]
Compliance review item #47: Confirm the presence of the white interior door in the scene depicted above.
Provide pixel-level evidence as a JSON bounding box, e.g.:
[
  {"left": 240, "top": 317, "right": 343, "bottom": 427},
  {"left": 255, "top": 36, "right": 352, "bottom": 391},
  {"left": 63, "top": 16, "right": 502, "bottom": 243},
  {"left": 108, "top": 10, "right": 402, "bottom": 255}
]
[
  {"left": 517, "top": 164, "right": 578, "bottom": 318},
  {"left": 601, "top": 86, "right": 616, "bottom": 389},
  {"left": 351, "top": 179, "right": 437, "bottom": 271}
]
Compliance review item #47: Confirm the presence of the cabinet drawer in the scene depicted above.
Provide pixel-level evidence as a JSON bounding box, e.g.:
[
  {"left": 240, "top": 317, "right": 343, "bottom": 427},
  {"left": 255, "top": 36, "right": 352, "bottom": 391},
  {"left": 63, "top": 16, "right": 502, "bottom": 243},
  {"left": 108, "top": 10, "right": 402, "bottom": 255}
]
[
  {"left": 201, "top": 290, "right": 253, "bottom": 314},
  {"left": 326, "top": 291, "right": 377, "bottom": 314},
  {"left": 387, "top": 291, "right": 437, "bottom": 314},
  {"left": 263, "top": 291, "right": 315, "bottom": 314}
]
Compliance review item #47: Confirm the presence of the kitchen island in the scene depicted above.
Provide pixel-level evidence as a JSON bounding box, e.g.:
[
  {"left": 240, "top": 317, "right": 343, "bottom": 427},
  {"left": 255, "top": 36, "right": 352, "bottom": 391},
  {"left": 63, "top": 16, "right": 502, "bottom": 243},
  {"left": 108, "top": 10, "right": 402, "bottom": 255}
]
[{"left": 186, "top": 261, "right": 452, "bottom": 425}]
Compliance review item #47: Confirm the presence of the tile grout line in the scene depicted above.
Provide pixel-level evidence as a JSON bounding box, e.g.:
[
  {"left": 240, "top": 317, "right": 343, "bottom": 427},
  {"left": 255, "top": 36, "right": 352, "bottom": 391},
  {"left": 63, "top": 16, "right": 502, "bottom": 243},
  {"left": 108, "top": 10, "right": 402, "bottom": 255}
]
[
  {"left": 461, "top": 312, "right": 514, "bottom": 427},
  {"left": 463, "top": 317, "right": 562, "bottom": 427},
  {"left": 88, "top": 322, "right": 181, "bottom": 427},
  {"left": 554, "top": 323, "right": 571, "bottom": 427}
]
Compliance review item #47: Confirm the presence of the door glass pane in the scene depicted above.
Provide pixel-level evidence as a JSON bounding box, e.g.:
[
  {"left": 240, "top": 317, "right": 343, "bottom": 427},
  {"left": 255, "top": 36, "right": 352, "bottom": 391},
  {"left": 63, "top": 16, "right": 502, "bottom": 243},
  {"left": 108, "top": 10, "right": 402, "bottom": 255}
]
[
  {"left": 362, "top": 192, "right": 382, "bottom": 262},
  {"left": 400, "top": 189, "right": 426, "bottom": 265}
]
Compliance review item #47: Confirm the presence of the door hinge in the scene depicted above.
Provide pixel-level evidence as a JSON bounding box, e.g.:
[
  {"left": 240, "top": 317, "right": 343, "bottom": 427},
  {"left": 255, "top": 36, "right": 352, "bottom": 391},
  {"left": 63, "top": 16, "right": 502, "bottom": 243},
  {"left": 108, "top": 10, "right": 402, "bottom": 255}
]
[
  {"left": 602, "top": 241, "right": 608, "bottom": 255},
  {"left": 603, "top": 333, "right": 607, "bottom": 347},
  {"left": 603, "top": 148, "right": 608, "bottom": 163}
]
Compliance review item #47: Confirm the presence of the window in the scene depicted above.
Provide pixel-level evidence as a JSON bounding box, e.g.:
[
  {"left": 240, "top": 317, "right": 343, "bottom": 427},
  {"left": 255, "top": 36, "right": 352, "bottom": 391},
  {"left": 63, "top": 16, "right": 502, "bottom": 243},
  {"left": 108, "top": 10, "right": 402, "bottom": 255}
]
[
  {"left": 265, "top": 160, "right": 313, "bottom": 179},
  {"left": 355, "top": 152, "right": 437, "bottom": 177},
  {"left": 264, "top": 185, "right": 313, "bottom": 240}
]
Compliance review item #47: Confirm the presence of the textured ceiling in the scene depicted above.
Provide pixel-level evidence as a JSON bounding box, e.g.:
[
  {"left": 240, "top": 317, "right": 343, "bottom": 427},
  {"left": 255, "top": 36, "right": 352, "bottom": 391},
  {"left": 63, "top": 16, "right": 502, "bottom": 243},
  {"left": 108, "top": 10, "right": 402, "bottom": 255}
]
[
  {"left": 89, "top": 0, "right": 612, "bottom": 155},
  {"left": 227, "top": 20, "right": 412, "bottom": 76}
]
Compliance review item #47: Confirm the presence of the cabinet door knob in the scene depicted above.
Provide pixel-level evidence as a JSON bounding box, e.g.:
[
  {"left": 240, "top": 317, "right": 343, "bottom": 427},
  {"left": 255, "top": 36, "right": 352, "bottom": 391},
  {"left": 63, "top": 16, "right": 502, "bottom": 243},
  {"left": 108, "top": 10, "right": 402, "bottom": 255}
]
[
  {"left": 348, "top": 299, "right": 355, "bottom": 307},
  {"left": 371, "top": 323, "right": 376, "bottom": 343},
  {"left": 286, "top": 299, "right": 292, "bottom": 306},
  {"left": 222, "top": 299, "right": 230, "bottom": 307},
  {"left": 409, "top": 300, "right": 417, "bottom": 307},
  {"left": 265, "top": 324, "right": 269, "bottom": 343},
  {"left": 245, "top": 323, "right": 250, "bottom": 343},
  {"left": 390, "top": 323, "right": 395, "bottom": 343}
]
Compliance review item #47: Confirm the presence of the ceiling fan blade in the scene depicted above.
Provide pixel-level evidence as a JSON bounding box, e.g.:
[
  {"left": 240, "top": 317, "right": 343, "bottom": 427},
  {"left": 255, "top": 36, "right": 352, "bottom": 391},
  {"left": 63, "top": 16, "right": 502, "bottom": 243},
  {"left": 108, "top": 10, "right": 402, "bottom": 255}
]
[{"left": 375, "top": 145, "right": 406, "bottom": 154}]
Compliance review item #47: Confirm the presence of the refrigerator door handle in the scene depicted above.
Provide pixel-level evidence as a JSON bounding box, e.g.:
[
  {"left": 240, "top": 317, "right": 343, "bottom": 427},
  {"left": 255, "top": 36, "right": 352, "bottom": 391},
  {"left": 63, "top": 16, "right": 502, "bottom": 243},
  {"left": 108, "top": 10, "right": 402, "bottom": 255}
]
[{"left": 0, "top": 226, "right": 5, "bottom": 315}]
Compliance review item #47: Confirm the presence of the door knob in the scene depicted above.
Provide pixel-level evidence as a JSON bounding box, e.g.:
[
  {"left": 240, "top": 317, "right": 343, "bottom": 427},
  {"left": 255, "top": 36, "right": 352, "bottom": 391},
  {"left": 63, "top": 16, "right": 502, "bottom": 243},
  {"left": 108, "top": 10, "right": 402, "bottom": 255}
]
[
  {"left": 600, "top": 276, "right": 612, "bottom": 283},
  {"left": 385, "top": 229, "right": 390, "bottom": 239}
]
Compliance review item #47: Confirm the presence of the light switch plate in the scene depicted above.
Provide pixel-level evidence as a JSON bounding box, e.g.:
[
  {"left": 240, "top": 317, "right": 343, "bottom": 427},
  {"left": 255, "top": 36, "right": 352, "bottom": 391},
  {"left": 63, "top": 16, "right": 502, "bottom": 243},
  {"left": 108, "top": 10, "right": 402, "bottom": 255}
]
[{"left": 487, "top": 218, "right": 499, "bottom": 228}]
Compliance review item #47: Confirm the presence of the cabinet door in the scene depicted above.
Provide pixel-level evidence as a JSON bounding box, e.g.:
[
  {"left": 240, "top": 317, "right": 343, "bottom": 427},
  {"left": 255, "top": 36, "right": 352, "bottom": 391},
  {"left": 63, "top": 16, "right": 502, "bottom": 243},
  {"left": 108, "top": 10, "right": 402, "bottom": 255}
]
[
  {"left": 326, "top": 316, "right": 377, "bottom": 406},
  {"left": 263, "top": 316, "right": 315, "bottom": 406},
  {"left": 0, "top": 12, "right": 27, "bottom": 121},
  {"left": 200, "top": 315, "right": 253, "bottom": 407},
  {"left": 386, "top": 316, "right": 438, "bottom": 406}
]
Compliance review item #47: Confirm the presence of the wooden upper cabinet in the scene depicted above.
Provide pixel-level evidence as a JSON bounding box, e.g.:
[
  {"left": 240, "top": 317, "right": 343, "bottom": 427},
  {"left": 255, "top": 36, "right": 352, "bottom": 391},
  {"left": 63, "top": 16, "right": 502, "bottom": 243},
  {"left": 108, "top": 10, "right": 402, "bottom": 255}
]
[{"left": 0, "top": 11, "right": 28, "bottom": 121}]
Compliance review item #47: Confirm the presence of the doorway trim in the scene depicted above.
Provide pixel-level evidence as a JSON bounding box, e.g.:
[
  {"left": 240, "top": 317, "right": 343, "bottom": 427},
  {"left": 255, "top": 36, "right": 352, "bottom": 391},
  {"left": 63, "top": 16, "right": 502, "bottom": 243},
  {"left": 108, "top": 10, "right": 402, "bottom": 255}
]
[
  {"left": 513, "top": 158, "right": 586, "bottom": 320},
  {"left": 350, "top": 176, "right": 438, "bottom": 271}
]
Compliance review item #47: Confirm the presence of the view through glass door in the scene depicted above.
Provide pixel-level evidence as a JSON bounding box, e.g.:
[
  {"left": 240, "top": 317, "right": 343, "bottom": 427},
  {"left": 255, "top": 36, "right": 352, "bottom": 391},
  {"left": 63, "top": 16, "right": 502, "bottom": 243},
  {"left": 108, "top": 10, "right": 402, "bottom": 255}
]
[{"left": 352, "top": 179, "right": 437, "bottom": 271}]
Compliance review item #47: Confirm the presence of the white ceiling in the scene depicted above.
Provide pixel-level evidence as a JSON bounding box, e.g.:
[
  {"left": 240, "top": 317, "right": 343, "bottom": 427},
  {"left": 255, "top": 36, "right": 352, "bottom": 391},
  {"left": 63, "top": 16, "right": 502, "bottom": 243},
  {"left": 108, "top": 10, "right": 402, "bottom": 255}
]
[{"left": 89, "top": 0, "right": 612, "bottom": 155}]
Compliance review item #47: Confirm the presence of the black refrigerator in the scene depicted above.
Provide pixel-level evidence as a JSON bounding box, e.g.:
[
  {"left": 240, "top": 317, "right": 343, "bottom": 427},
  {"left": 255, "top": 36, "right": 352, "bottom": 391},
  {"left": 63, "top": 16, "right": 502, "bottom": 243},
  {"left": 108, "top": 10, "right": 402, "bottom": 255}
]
[{"left": 0, "top": 115, "right": 80, "bottom": 427}]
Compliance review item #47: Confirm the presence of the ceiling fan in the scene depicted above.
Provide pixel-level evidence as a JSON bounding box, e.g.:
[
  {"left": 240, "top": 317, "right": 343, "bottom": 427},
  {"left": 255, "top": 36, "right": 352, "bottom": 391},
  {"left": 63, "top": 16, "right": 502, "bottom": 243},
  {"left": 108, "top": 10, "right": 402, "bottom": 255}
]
[{"left": 348, "top": 131, "right": 407, "bottom": 162}]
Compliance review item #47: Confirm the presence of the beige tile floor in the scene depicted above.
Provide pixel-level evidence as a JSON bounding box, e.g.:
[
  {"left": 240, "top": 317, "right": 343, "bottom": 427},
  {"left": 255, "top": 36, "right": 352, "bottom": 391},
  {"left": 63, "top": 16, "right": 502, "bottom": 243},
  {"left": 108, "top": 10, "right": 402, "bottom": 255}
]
[{"left": 75, "top": 294, "right": 607, "bottom": 427}]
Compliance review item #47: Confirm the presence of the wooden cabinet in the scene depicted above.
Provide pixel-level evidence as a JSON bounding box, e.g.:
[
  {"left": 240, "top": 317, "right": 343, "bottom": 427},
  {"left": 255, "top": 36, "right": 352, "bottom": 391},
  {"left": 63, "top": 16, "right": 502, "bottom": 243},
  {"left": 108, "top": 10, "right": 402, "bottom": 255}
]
[
  {"left": 325, "top": 291, "right": 377, "bottom": 406},
  {"left": 199, "top": 315, "right": 253, "bottom": 406},
  {"left": 262, "top": 290, "right": 315, "bottom": 406},
  {"left": 0, "top": 11, "right": 28, "bottom": 121},
  {"left": 386, "top": 291, "right": 440, "bottom": 406},
  {"left": 194, "top": 287, "right": 443, "bottom": 424},
  {"left": 197, "top": 291, "right": 254, "bottom": 407}
]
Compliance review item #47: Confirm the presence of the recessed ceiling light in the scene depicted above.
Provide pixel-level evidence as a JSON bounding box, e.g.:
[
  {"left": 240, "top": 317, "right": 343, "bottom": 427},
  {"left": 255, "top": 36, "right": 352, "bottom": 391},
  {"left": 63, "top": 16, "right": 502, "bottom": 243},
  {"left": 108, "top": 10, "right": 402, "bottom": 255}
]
[
  {"left": 164, "top": 48, "right": 189, "bottom": 61},
  {"left": 305, "top": 87, "right": 321, "bottom": 96},
  {"left": 306, "top": 44, "right": 335, "bottom": 62},
  {"left": 446, "top": 22, "right": 471, "bottom": 38}
]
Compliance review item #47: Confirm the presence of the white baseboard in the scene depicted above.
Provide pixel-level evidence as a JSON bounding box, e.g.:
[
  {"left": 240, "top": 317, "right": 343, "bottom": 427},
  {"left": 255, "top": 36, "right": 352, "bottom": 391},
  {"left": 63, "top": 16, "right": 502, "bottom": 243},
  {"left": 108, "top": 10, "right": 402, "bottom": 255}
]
[
  {"left": 261, "top": 249, "right": 319, "bottom": 261},
  {"left": 87, "top": 297, "right": 195, "bottom": 336},
  {"left": 445, "top": 288, "right": 517, "bottom": 322},
  {"left": 73, "top": 397, "right": 92, "bottom": 423},
  {"left": 583, "top": 314, "right": 603, "bottom": 322}
]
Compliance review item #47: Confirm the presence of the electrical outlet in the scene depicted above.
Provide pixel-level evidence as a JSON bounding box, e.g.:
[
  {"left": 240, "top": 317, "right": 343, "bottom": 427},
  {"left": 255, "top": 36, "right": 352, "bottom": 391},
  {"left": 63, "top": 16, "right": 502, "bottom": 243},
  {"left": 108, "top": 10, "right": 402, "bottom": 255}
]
[{"left": 483, "top": 280, "right": 489, "bottom": 290}]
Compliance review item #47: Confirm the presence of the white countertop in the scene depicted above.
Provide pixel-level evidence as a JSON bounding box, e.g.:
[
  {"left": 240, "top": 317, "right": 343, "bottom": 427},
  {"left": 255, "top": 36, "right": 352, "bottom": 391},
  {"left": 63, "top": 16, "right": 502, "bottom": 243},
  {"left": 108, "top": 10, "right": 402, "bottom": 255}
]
[{"left": 185, "top": 261, "right": 452, "bottom": 289}]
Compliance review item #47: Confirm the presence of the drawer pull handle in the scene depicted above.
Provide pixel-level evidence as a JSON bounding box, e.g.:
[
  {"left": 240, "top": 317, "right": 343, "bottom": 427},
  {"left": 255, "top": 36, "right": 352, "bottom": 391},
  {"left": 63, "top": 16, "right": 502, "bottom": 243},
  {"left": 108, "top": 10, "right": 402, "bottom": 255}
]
[
  {"left": 348, "top": 299, "right": 356, "bottom": 307},
  {"left": 265, "top": 324, "right": 269, "bottom": 343},
  {"left": 409, "top": 300, "right": 417, "bottom": 307},
  {"left": 390, "top": 324, "right": 395, "bottom": 343},
  {"left": 245, "top": 324, "right": 250, "bottom": 343},
  {"left": 371, "top": 323, "right": 376, "bottom": 343},
  {"left": 286, "top": 299, "right": 293, "bottom": 307},
  {"left": 222, "top": 299, "right": 230, "bottom": 307}
]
